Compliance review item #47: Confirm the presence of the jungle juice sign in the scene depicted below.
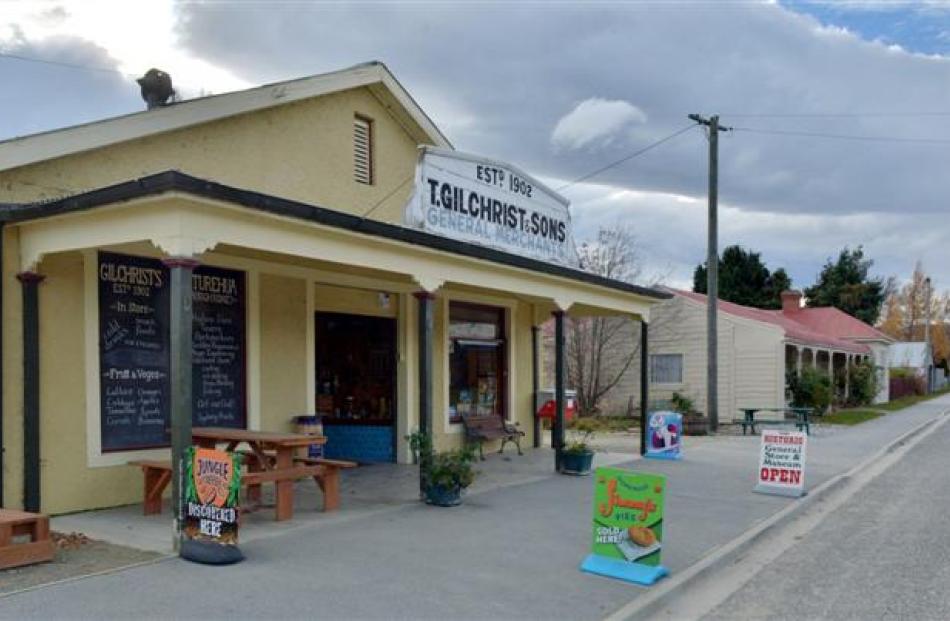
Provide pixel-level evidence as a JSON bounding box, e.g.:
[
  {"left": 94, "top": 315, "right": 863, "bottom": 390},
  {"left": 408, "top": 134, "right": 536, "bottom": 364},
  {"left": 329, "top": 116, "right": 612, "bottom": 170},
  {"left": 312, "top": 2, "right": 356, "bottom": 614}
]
[
  {"left": 183, "top": 447, "right": 242, "bottom": 545},
  {"left": 404, "top": 146, "right": 578, "bottom": 266},
  {"left": 580, "top": 467, "right": 669, "bottom": 585},
  {"left": 644, "top": 411, "right": 682, "bottom": 460},
  {"left": 754, "top": 429, "right": 807, "bottom": 498}
]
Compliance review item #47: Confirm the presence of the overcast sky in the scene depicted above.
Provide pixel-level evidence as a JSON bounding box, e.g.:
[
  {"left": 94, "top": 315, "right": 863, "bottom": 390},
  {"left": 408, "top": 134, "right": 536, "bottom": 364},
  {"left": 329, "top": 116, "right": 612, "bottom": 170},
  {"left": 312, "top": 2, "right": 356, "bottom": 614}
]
[{"left": 2, "top": 1, "right": 950, "bottom": 293}]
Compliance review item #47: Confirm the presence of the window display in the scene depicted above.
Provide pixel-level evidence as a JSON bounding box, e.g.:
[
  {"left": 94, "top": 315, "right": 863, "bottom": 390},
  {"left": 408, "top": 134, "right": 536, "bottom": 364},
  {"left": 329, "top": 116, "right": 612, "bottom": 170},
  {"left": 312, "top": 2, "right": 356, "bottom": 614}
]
[{"left": 449, "top": 302, "right": 506, "bottom": 423}]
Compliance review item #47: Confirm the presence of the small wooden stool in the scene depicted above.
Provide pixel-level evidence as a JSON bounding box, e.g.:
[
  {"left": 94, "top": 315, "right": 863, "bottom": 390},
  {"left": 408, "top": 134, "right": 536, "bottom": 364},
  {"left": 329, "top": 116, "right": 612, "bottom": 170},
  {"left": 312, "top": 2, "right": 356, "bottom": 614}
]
[{"left": 0, "top": 509, "right": 55, "bottom": 570}]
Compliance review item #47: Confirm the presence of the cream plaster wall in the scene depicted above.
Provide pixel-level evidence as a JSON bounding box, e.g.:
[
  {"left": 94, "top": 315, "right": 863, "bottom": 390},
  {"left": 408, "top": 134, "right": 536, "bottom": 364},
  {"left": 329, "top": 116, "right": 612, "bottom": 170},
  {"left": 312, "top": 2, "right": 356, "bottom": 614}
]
[
  {"left": 259, "top": 274, "right": 308, "bottom": 433},
  {"left": 0, "top": 87, "right": 422, "bottom": 225},
  {"left": 314, "top": 284, "right": 397, "bottom": 318},
  {"left": 37, "top": 252, "right": 142, "bottom": 513},
  {"left": 1, "top": 227, "right": 23, "bottom": 509}
]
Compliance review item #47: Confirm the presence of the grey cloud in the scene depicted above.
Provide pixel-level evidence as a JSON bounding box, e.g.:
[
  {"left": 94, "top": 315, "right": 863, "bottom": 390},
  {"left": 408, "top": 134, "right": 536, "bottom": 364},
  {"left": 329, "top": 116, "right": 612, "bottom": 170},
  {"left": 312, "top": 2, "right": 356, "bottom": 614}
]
[
  {"left": 173, "top": 2, "right": 950, "bottom": 219},
  {"left": 569, "top": 182, "right": 948, "bottom": 290},
  {"left": 0, "top": 34, "right": 139, "bottom": 139}
]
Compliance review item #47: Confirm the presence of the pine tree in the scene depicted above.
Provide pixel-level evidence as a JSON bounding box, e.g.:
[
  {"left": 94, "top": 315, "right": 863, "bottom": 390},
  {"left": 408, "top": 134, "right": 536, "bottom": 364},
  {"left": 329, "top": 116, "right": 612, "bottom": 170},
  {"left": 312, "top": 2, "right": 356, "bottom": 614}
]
[
  {"left": 803, "top": 246, "right": 890, "bottom": 324},
  {"left": 693, "top": 245, "right": 791, "bottom": 309}
]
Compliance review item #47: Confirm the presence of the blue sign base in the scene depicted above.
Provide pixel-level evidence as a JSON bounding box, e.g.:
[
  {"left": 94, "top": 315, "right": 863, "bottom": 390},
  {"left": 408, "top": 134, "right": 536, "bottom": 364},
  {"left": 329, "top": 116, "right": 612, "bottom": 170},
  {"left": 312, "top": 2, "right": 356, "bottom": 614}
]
[
  {"left": 644, "top": 451, "right": 681, "bottom": 461},
  {"left": 580, "top": 554, "right": 669, "bottom": 586}
]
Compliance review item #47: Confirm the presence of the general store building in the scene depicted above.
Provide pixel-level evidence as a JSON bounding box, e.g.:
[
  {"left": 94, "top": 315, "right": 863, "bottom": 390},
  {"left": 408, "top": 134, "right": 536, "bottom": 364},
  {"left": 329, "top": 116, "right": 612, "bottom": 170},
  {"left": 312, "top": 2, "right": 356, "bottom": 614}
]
[{"left": 0, "top": 62, "right": 666, "bottom": 514}]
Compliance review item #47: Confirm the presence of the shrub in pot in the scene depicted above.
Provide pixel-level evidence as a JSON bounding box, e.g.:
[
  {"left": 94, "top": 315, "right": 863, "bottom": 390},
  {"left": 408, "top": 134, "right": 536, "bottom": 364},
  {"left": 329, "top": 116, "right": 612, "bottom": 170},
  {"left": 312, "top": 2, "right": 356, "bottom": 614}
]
[
  {"left": 561, "top": 418, "right": 596, "bottom": 475},
  {"left": 407, "top": 431, "right": 477, "bottom": 506},
  {"left": 424, "top": 448, "right": 476, "bottom": 506}
]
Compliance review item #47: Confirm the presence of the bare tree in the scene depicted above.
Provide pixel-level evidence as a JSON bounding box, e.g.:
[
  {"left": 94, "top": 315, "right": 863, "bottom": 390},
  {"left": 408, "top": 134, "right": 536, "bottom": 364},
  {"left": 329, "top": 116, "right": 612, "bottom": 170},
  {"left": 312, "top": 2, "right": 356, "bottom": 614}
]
[{"left": 566, "top": 225, "right": 666, "bottom": 416}]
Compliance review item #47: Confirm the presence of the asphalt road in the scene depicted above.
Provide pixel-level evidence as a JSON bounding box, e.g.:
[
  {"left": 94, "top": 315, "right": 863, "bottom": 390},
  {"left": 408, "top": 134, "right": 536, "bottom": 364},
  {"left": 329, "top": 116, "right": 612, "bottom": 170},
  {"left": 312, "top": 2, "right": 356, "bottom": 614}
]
[
  {"left": 2, "top": 398, "right": 945, "bottom": 620},
  {"left": 704, "top": 414, "right": 950, "bottom": 621}
]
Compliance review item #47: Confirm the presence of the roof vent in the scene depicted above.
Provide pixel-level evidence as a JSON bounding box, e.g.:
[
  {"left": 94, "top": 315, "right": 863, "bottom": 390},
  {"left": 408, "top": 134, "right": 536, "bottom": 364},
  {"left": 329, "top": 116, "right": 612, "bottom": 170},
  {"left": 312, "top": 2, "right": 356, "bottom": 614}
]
[{"left": 137, "top": 69, "right": 175, "bottom": 110}]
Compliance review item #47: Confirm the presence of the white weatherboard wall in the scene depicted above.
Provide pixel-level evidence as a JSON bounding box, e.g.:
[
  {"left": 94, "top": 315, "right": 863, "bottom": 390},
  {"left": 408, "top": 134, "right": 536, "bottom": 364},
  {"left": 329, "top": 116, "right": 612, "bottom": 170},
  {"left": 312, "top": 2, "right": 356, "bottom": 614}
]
[{"left": 609, "top": 295, "right": 785, "bottom": 421}]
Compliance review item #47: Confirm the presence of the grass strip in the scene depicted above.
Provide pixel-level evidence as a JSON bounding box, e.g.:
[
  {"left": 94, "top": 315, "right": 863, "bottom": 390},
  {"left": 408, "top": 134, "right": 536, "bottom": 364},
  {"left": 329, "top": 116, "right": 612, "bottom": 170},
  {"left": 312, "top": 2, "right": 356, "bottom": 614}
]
[
  {"left": 876, "top": 386, "right": 950, "bottom": 412},
  {"left": 823, "top": 409, "right": 884, "bottom": 426}
]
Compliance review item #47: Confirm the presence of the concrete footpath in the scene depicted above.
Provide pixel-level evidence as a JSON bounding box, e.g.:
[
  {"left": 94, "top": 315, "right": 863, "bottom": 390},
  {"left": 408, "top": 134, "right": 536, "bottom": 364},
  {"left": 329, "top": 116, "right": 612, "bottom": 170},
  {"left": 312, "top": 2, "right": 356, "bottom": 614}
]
[{"left": 1, "top": 396, "right": 947, "bottom": 620}]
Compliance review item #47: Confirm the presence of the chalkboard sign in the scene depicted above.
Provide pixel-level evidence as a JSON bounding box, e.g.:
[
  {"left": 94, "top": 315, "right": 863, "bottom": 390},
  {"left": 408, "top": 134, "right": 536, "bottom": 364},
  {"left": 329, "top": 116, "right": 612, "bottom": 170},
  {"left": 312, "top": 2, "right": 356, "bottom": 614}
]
[
  {"left": 99, "top": 252, "right": 171, "bottom": 451},
  {"left": 99, "top": 253, "right": 247, "bottom": 452},
  {"left": 192, "top": 265, "right": 246, "bottom": 429}
]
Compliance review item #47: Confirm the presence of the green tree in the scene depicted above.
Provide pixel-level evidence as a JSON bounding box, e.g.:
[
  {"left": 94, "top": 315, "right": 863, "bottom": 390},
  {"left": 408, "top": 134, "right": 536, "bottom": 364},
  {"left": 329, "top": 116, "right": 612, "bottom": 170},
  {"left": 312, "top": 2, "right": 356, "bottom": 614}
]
[
  {"left": 803, "top": 246, "right": 890, "bottom": 324},
  {"left": 693, "top": 245, "right": 791, "bottom": 309}
]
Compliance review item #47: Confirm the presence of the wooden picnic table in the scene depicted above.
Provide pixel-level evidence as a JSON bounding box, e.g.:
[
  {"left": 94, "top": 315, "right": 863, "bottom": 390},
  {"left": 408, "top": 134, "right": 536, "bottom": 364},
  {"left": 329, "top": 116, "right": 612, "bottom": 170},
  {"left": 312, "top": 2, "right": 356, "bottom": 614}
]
[
  {"left": 192, "top": 427, "right": 328, "bottom": 521},
  {"left": 736, "top": 407, "right": 816, "bottom": 436}
]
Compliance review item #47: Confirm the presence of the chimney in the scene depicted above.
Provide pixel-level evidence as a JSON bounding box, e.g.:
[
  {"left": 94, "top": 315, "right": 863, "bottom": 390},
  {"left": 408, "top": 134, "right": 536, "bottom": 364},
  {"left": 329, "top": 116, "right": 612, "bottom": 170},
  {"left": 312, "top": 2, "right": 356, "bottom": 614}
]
[
  {"left": 781, "top": 290, "right": 803, "bottom": 314},
  {"left": 136, "top": 68, "right": 175, "bottom": 110}
]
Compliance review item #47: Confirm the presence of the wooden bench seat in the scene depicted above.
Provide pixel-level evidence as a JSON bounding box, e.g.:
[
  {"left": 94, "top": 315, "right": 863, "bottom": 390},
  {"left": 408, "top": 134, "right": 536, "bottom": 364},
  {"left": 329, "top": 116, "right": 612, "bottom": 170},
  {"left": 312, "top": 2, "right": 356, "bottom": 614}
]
[
  {"left": 130, "top": 460, "right": 174, "bottom": 515},
  {"left": 130, "top": 456, "right": 355, "bottom": 517},
  {"left": 0, "top": 509, "right": 55, "bottom": 570},
  {"left": 461, "top": 415, "right": 524, "bottom": 460},
  {"left": 293, "top": 457, "right": 358, "bottom": 512}
]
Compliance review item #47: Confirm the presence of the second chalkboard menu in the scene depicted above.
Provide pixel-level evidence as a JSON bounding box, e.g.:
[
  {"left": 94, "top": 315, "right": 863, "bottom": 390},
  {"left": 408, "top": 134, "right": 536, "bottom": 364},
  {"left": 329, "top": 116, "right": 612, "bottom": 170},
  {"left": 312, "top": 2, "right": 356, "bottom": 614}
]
[
  {"left": 191, "top": 265, "right": 246, "bottom": 428},
  {"left": 98, "top": 252, "right": 246, "bottom": 452}
]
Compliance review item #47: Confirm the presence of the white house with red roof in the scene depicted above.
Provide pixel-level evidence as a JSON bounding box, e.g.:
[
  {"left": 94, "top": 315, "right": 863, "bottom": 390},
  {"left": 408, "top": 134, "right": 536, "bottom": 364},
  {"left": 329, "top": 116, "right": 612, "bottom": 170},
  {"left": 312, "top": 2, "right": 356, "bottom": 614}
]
[{"left": 627, "top": 289, "right": 893, "bottom": 421}]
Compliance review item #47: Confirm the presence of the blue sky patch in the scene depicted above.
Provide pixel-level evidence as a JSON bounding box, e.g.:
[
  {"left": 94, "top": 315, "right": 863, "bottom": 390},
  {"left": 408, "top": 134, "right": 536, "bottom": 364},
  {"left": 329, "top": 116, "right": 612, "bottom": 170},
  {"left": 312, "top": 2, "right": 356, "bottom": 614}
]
[{"left": 782, "top": 1, "right": 950, "bottom": 56}]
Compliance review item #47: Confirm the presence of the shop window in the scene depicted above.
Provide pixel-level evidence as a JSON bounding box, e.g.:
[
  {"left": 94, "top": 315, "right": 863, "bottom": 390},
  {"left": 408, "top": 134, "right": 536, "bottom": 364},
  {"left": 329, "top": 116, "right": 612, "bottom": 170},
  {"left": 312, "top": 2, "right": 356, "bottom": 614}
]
[
  {"left": 354, "top": 115, "right": 373, "bottom": 185},
  {"left": 449, "top": 302, "right": 506, "bottom": 424},
  {"left": 650, "top": 353, "right": 683, "bottom": 385}
]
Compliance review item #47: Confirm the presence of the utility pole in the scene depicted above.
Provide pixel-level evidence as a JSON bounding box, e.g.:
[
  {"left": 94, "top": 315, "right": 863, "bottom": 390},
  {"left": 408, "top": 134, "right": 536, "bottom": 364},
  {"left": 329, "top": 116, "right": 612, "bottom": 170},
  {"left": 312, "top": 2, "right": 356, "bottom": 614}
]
[{"left": 689, "top": 113, "right": 730, "bottom": 432}]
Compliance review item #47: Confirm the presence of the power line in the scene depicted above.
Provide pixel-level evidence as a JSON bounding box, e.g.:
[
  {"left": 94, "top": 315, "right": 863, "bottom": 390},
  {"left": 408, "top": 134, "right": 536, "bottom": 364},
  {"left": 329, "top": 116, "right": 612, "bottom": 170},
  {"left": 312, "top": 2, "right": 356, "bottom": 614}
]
[
  {"left": 722, "top": 111, "right": 950, "bottom": 119},
  {"left": 732, "top": 126, "right": 950, "bottom": 144},
  {"left": 555, "top": 123, "right": 699, "bottom": 192},
  {"left": 0, "top": 51, "right": 212, "bottom": 92},
  {"left": 0, "top": 51, "right": 138, "bottom": 79}
]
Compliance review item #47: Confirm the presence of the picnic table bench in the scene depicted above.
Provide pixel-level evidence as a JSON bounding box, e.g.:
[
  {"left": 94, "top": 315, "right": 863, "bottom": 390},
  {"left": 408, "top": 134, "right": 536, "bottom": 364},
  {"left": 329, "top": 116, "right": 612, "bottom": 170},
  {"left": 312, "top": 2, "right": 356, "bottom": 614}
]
[
  {"left": 0, "top": 509, "right": 55, "bottom": 570},
  {"left": 130, "top": 427, "right": 356, "bottom": 521},
  {"left": 735, "top": 407, "right": 817, "bottom": 436},
  {"left": 461, "top": 414, "right": 524, "bottom": 460}
]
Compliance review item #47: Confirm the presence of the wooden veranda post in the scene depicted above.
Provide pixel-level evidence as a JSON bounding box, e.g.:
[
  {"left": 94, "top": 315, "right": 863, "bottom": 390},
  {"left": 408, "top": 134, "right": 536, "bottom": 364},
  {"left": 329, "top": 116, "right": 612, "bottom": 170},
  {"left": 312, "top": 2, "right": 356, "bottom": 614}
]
[
  {"left": 553, "top": 310, "right": 566, "bottom": 472},
  {"left": 164, "top": 257, "right": 197, "bottom": 551},
  {"left": 17, "top": 271, "right": 44, "bottom": 513},
  {"left": 532, "top": 325, "right": 541, "bottom": 449},
  {"left": 640, "top": 320, "right": 649, "bottom": 456},
  {"left": 414, "top": 291, "right": 435, "bottom": 496}
]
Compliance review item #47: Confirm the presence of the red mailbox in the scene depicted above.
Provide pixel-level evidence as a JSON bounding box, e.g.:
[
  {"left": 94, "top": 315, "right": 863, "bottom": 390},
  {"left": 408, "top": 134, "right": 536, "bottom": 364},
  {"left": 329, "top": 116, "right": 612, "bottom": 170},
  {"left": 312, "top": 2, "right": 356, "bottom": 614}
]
[{"left": 536, "top": 396, "right": 577, "bottom": 421}]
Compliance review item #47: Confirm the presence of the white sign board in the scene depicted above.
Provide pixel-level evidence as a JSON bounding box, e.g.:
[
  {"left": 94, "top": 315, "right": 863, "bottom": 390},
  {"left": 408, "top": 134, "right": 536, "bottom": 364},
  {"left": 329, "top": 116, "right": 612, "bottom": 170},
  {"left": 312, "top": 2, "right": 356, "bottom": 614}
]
[
  {"left": 754, "top": 429, "right": 807, "bottom": 498},
  {"left": 404, "top": 146, "right": 578, "bottom": 266}
]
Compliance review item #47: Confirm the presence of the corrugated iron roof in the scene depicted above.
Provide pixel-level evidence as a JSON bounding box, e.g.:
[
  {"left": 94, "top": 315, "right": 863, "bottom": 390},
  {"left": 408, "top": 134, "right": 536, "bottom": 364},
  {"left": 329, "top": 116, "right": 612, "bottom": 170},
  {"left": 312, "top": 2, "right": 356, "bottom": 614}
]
[{"left": 673, "top": 289, "right": 872, "bottom": 354}]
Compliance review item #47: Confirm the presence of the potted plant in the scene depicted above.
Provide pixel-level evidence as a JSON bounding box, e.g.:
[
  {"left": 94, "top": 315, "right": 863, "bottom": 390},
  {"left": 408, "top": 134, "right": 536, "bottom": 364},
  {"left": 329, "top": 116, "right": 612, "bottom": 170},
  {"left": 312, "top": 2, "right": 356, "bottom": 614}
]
[
  {"left": 424, "top": 448, "right": 477, "bottom": 506},
  {"left": 406, "top": 430, "right": 477, "bottom": 507},
  {"left": 561, "top": 418, "right": 596, "bottom": 475}
]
